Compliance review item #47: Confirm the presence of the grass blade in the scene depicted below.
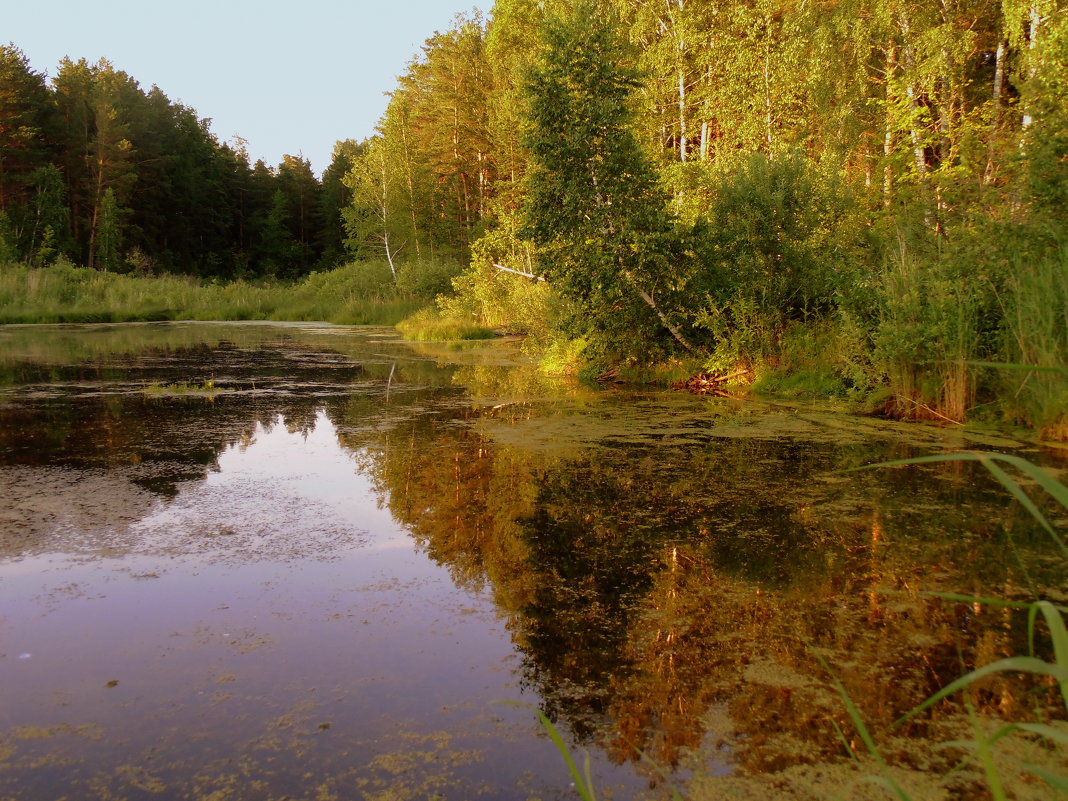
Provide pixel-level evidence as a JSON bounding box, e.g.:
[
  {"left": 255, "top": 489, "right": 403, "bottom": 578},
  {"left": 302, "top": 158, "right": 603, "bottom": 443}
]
[
  {"left": 533, "top": 708, "right": 597, "bottom": 801},
  {"left": 848, "top": 452, "right": 1068, "bottom": 559},
  {"left": 810, "top": 647, "right": 913, "bottom": 801},
  {"left": 1020, "top": 763, "right": 1068, "bottom": 792},
  {"left": 896, "top": 657, "right": 1068, "bottom": 726},
  {"left": 582, "top": 751, "right": 598, "bottom": 801},
  {"left": 1035, "top": 601, "right": 1068, "bottom": 711},
  {"left": 1017, "top": 722, "right": 1068, "bottom": 747},
  {"left": 980, "top": 458, "right": 1068, "bottom": 558},
  {"left": 918, "top": 591, "right": 1068, "bottom": 611},
  {"left": 498, "top": 700, "right": 598, "bottom": 801}
]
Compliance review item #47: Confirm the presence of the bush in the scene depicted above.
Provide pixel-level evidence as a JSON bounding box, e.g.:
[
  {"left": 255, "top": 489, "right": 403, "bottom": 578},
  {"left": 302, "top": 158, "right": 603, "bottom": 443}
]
[{"left": 690, "top": 152, "right": 871, "bottom": 370}]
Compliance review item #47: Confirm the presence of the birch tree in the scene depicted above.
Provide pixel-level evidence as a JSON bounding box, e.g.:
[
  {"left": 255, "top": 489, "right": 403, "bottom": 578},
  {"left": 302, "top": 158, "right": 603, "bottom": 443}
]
[{"left": 521, "top": 1, "right": 693, "bottom": 356}]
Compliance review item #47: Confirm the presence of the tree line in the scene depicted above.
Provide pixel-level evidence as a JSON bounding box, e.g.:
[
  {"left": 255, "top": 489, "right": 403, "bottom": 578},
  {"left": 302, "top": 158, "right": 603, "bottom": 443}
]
[
  {"left": 346, "top": 0, "right": 1066, "bottom": 433},
  {"left": 2, "top": 0, "right": 1066, "bottom": 432},
  {"left": 0, "top": 45, "right": 361, "bottom": 278},
  {"left": 349, "top": 0, "right": 1065, "bottom": 270}
]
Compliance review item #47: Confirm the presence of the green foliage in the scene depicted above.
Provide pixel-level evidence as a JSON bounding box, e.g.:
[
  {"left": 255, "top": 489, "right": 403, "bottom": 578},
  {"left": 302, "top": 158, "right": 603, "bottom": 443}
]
[
  {"left": 0, "top": 259, "right": 424, "bottom": 326},
  {"left": 394, "top": 258, "right": 464, "bottom": 300},
  {"left": 27, "top": 164, "right": 71, "bottom": 264},
  {"left": 0, "top": 211, "right": 17, "bottom": 264},
  {"left": 831, "top": 451, "right": 1068, "bottom": 800},
  {"left": 0, "top": 48, "right": 351, "bottom": 280},
  {"left": 749, "top": 322, "right": 857, "bottom": 399},
  {"left": 95, "top": 188, "right": 122, "bottom": 272},
  {"left": 691, "top": 153, "right": 870, "bottom": 373},
  {"left": 143, "top": 379, "right": 217, "bottom": 396},
  {"left": 699, "top": 153, "right": 866, "bottom": 317},
  {"left": 871, "top": 242, "right": 985, "bottom": 422},
  {"left": 1021, "top": 5, "right": 1068, "bottom": 226},
  {"left": 521, "top": 1, "right": 690, "bottom": 360}
]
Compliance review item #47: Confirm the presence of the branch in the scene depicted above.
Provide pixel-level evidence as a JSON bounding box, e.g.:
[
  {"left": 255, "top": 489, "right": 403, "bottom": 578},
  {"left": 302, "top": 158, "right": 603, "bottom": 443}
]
[
  {"left": 493, "top": 263, "right": 546, "bottom": 282},
  {"left": 621, "top": 269, "right": 693, "bottom": 351}
]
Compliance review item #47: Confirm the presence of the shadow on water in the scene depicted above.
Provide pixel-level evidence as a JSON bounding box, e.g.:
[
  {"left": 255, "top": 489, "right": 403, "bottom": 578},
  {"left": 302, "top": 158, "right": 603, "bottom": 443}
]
[{"left": 0, "top": 322, "right": 1064, "bottom": 800}]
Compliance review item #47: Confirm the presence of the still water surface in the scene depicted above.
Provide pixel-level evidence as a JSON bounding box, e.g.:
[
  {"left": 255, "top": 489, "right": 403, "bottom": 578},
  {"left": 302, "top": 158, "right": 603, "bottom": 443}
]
[{"left": 0, "top": 322, "right": 1064, "bottom": 800}]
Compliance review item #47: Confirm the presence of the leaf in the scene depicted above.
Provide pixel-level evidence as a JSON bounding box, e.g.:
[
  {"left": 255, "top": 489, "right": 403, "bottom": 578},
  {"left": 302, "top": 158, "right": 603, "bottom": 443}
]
[
  {"left": 918, "top": 591, "right": 1068, "bottom": 612},
  {"left": 1034, "top": 601, "right": 1068, "bottom": 711},
  {"left": 1017, "top": 722, "right": 1068, "bottom": 747},
  {"left": 847, "top": 452, "right": 1068, "bottom": 559},
  {"left": 809, "top": 646, "right": 913, "bottom": 801},
  {"left": 1020, "top": 763, "right": 1068, "bottom": 792},
  {"left": 534, "top": 707, "right": 597, "bottom": 801},
  {"left": 897, "top": 657, "right": 1068, "bottom": 726},
  {"left": 498, "top": 700, "right": 598, "bottom": 801}
]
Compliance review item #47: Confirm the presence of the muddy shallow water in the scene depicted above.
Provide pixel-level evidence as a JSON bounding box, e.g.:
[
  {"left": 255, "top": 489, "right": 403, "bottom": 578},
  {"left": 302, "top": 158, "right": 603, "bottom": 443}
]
[{"left": 0, "top": 322, "right": 1065, "bottom": 801}]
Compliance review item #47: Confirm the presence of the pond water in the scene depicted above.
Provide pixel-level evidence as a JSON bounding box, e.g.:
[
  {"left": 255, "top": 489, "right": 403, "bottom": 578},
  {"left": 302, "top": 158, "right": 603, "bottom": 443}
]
[{"left": 0, "top": 322, "right": 1065, "bottom": 801}]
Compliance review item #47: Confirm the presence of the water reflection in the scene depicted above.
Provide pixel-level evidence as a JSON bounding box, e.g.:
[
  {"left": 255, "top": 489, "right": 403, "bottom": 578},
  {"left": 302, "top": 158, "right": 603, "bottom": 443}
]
[
  {"left": 352, "top": 386, "right": 1067, "bottom": 796},
  {"left": 0, "top": 323, "right": 1065, "bottom": 800}
]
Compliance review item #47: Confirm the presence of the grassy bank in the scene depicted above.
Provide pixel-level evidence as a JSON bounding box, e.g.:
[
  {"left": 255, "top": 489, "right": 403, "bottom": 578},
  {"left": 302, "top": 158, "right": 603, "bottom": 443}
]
[{"left": 0, "top": 259, "right": 429, "bottom": 326}]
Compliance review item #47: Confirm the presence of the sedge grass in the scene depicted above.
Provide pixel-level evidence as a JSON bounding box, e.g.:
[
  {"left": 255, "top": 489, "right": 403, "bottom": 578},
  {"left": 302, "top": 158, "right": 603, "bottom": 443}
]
[
  {"left": 538, "top": 450, "right": 1068, "bottom": 800},
  {"left": 825, "top": 451, "right": 1068, "bottom": 799},
  {"left": 143, "top": 380, "right": 218, "bottom": 396},
  {"left": 395, "top": 306, "right": 496, "bottom": 341},
  {"left": 0, "top": 260, "right": 424, "bottom": 326}
]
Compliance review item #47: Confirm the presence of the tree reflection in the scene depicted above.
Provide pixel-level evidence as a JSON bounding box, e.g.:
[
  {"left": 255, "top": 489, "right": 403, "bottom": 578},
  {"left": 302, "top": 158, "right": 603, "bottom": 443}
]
[
  {"left": 4, "top": 325, "right": 1062, "bottom": 792},
  {"left": 357, "top": 403, "right": 1065, "bottom": 789}
]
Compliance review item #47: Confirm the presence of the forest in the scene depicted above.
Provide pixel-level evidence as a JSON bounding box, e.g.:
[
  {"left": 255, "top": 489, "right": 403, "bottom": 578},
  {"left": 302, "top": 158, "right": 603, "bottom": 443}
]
[{"left": 1, "top": 0, "right": 1066, "bottom": 437}]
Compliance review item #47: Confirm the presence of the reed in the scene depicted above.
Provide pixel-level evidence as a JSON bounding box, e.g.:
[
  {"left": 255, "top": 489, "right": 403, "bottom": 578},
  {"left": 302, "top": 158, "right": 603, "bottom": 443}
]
[
  {"left": 826, "top": 452, "right": 1068, "bottom": 800},
  {"left": 0, "top": 259, "right": 424, "bottom": 326},
  {"left": 395, "top": 307, "right": 495, "bottom": 341},
  {"left": 999, "top": 244, "right": 1068, "bottom": 440}
]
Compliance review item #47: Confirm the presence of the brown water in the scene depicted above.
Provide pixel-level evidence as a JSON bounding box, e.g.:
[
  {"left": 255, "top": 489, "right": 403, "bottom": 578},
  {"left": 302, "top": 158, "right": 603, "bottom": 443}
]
[{"left": 0, "top": 322, "right": 1065, "bottom": 801}]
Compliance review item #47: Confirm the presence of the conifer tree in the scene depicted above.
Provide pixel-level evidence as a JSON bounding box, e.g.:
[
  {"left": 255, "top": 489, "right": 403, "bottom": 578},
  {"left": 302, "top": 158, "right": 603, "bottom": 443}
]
[{"left": 95, "top": 187, "right": 121, "bottom": 272}]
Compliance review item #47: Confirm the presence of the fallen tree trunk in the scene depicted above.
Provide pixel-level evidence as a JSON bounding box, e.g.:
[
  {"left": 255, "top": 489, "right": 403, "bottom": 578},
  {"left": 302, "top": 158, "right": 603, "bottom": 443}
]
[{"left": 672, "top": 369, "right": 753, "bottom": 394}]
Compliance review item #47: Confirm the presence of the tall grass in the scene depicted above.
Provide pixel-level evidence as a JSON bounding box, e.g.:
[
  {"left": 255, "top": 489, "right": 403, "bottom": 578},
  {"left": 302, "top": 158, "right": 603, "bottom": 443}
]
[
  {"left": 536, "top": 451, "right": 1068, "bottom": 799},
  {"left": 872, "top": 238, "right": 985, "bottom": 423},
  {"left": 0, "top": 258, "right": 427, "bottom": 326},
  {"left": 999, "top": 243, "right": 1068, "bottom": 440},
  {"left": 394, "top": 307, "right": 495, "bottom": 341},
  {"left": 826, "top": 452, "right": 1068, "bottom": 800}
]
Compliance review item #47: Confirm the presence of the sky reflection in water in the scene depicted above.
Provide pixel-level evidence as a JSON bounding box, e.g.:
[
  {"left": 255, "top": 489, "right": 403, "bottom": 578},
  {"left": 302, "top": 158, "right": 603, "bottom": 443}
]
[{"left": 0, "top": 323, "right": 1064, "bottom": 800}]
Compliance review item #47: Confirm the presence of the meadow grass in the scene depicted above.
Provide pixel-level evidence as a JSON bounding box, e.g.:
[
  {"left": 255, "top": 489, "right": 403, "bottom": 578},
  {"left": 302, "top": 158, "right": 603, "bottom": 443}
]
[
  {"left": 394, "top": 306, "right": 496, "bottom": 341},
  {"left": 0, "top": 259, "right": 425, "bottom": 326}
]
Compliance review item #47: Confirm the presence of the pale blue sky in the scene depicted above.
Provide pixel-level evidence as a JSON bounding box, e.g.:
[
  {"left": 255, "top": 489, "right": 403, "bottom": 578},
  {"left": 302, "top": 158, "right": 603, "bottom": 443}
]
[{"left": 6, "top": 0, "right": 480, "bottom": 175}]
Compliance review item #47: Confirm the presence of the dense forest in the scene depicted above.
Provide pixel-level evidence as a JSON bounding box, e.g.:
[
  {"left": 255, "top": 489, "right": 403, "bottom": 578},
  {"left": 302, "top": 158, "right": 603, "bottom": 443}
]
[
  {"left": 1, "top": 0, "right": 1066, "bottom": 436},
  {"left": 0, "top": 47, "right": 356, "bottom": 277}
]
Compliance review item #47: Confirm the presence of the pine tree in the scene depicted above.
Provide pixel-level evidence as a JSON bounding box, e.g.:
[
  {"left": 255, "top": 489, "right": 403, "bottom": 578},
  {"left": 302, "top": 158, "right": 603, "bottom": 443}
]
[{"left": 95, "top": 187, "right": 121, "bottom": 271}]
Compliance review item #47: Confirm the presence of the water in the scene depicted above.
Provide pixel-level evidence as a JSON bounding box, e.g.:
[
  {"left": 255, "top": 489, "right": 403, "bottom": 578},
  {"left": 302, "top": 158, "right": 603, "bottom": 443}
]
[{"left": 0, "top": 322, "right": 1064, "bottom": 800}]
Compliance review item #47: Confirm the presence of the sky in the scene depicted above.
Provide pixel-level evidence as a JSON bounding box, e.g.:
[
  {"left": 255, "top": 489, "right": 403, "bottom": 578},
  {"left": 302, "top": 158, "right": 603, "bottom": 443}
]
[{"left": 5, "top": 0, "right": 480, "bottom": 175}]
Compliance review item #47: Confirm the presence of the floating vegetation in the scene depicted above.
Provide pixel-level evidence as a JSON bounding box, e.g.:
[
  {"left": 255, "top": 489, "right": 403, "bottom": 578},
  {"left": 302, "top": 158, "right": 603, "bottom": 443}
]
[
  {"left": 143, "top": 379, "right": 217, "bottom": 396},
  {"left": 1, "top": 323, "right": 1065, "bottom": 800}
]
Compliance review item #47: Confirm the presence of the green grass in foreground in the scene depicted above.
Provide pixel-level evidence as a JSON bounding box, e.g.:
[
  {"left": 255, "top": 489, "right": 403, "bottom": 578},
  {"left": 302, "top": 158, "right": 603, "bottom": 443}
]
[{"left": 536, "top": 452, "right": 1068, "bottom": 800}]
